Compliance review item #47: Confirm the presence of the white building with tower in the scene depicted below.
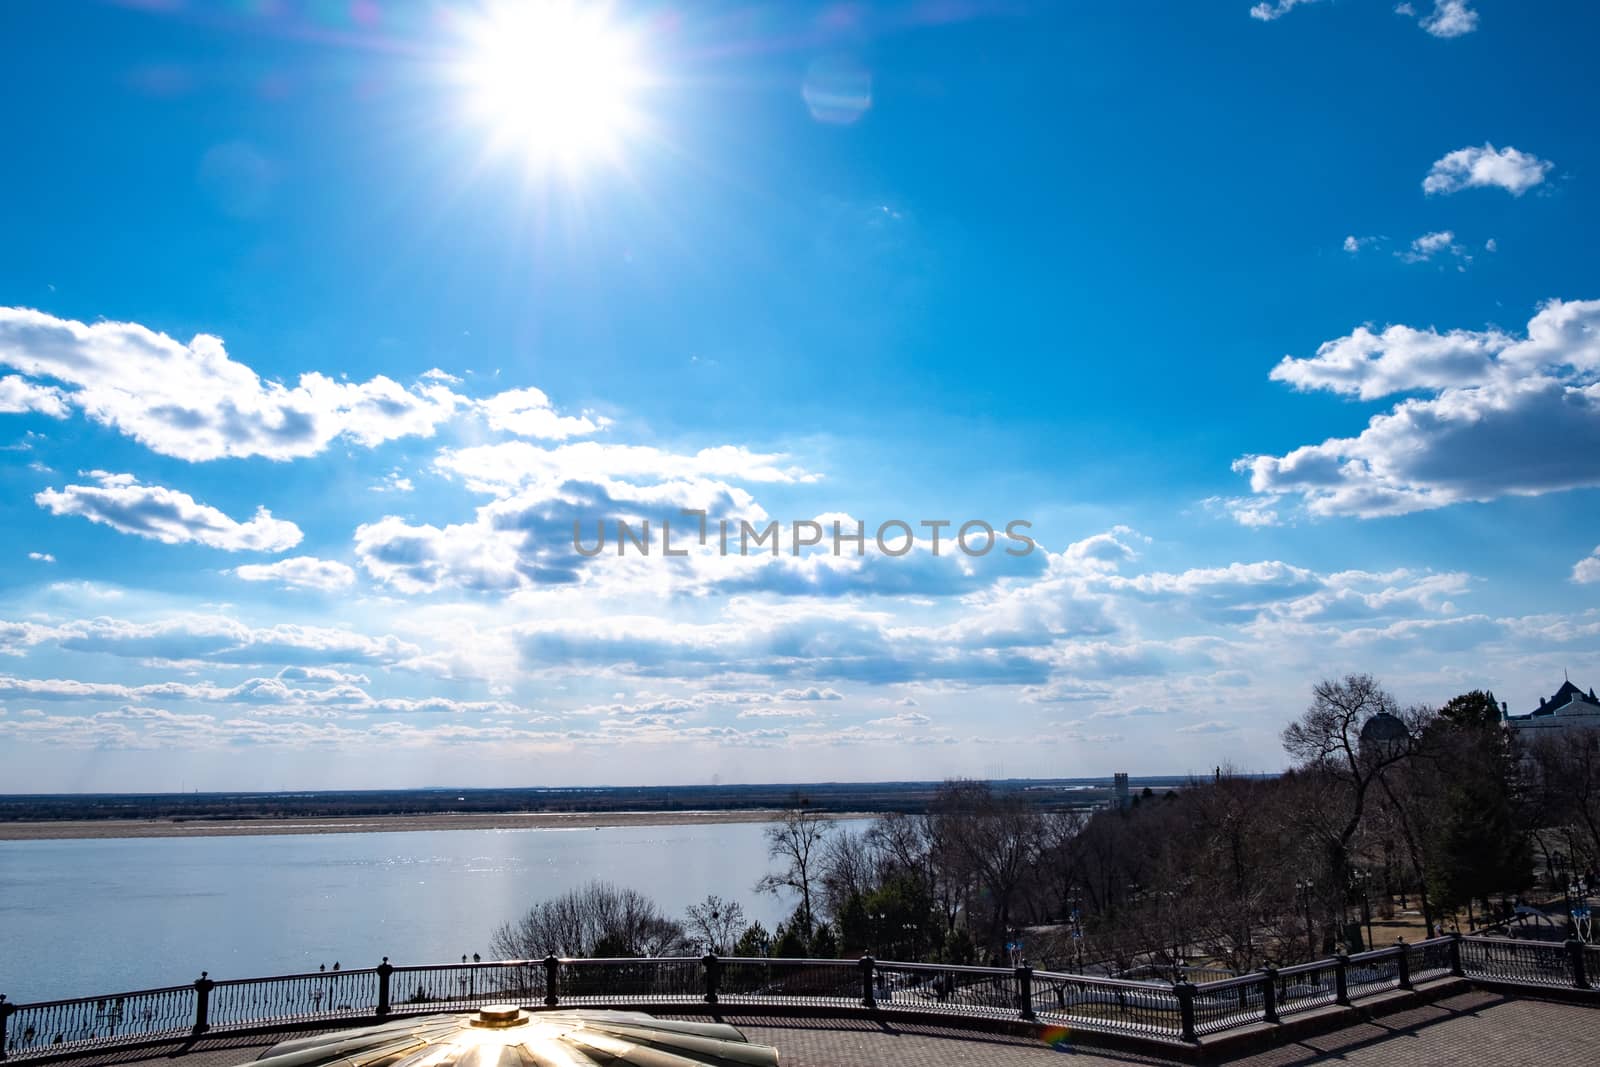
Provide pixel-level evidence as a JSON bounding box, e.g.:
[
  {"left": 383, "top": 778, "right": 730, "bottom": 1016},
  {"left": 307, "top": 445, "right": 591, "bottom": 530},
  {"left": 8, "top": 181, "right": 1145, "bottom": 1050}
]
[{"left": 1504, "top": 679, "right": 1600, "bottom": 738}]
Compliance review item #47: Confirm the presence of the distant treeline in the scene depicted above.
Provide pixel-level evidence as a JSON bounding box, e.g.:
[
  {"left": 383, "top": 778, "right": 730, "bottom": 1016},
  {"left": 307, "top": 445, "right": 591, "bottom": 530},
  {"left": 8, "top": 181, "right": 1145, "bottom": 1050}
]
[{"left": 0, "top": 777, "right": 1197, "bottom": 823}]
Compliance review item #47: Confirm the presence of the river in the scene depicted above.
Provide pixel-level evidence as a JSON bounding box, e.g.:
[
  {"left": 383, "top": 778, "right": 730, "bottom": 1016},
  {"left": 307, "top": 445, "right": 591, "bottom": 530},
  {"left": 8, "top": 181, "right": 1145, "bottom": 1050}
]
[{"left": 0, "top": 819, "right": 869, "bottom": 1003}]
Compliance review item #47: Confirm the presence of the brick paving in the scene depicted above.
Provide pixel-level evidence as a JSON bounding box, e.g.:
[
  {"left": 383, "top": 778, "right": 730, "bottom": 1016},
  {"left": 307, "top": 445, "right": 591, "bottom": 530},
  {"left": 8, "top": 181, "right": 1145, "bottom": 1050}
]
[{"left": 28, "top": 991, "right": 1597, "bottom": 1067}]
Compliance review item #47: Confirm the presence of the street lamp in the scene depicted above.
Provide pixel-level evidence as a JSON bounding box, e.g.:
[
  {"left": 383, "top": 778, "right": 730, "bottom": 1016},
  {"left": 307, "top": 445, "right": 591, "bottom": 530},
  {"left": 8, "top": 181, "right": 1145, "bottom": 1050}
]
[
  {"left": 1349, "top": 869, "right": 1374, "bottom": 951},
  {"left": 1295, "top": 880, "right": 1316, "bottom": 958},
  {"left": 1067, "top": 885, "right": 1085, "bottom": 971},
  {"left": 1565, "top": 877, "right": 1592, "bottom": 944}
]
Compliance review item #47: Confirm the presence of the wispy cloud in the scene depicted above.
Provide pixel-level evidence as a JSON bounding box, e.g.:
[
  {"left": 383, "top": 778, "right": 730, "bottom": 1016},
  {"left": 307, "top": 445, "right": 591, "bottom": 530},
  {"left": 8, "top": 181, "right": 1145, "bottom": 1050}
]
[
  {"left": 1249, "top": 0, "right": 1321, "bottom": 22},
  {"left": 231, "top": 557, "right": 356, "bottom": 591}
]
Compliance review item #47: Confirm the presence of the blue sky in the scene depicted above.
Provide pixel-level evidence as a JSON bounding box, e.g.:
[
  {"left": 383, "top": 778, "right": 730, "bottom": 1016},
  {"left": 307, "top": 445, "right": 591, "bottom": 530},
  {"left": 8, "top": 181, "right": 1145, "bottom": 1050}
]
[{"left": 1, "top": 0, "right": 1597, "bottom": 791}]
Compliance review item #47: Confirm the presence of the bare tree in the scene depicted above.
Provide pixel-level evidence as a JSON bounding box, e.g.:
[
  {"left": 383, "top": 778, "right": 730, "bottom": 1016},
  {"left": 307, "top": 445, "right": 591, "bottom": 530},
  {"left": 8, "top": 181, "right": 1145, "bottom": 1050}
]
[
  {"left": 931, "top": 780, "right": 1044, "bottom": 955},
  {"left": 1527, "top": 727, "right": 1600, "bottom": 873},
  {"left": 491, "top": 881, "right": 689, "bottom": 959},
  {"left": 1281, "top": 674, "right": 1415, "bottom": 945},
  {"left": 685, "top": 895, "right": 746, "bottom": 954},
  {"left": 817, "top": 827, "right": 877, "bottom": 923},
  {"left": 755, "top": 807, "right": 833, "bottom": 934}
]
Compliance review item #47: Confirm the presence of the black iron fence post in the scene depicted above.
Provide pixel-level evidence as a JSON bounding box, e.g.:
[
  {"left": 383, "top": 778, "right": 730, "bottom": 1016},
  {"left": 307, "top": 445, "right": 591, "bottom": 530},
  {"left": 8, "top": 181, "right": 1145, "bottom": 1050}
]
[
  {"left": 1333, "top": 953, "right": 1349, "bottom": 1006},
  {"left": 1567, "top": 940, "right": 1591, "bottom": 990},
  {"left": 702, "top": 954, "right": 721, "bottom": 1005},
  {"left": 1, "top": 994, "right": 14, "bottom": 1061},
  {"left": 1395, "top": 940, "right": 1412, "bottom": 991},
  {"left": 543, "top": 956, "right": 560, "bottom": 1007},
  {"left": 1260, "top": 966, "right": 1279, "bottom": 1025},
  {"left": 859, "top": 956, "right": 876, "bottom": 1010},
  {"left": 193, "top": 973, "right": 213, "bottom": 1035},
  {"left": 376, "top": 958, "right": 392, "bottom": 1019},
  {"left": 1449, "top": 933, "right": 1464, "bottom": 977},
  {"left": 1016, "top": 965, "right": 1035, "bottom": 1022},
  {"left": 1173, "top": 981, "right": 1197, "bottom": 1043}
]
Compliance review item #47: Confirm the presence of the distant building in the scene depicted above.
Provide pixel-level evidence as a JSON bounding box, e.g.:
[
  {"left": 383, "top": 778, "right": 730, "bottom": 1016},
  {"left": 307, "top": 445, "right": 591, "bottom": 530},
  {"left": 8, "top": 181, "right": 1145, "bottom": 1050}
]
[
  {"left": 1504, "top": 679, "right": 1600, "bottom": 738},
  {"left": 1359, "top": 711, "right": 1410, "bottom": 761},
  {"left": 1112, "top": 772, "right": 1131, "bottom": 810}
]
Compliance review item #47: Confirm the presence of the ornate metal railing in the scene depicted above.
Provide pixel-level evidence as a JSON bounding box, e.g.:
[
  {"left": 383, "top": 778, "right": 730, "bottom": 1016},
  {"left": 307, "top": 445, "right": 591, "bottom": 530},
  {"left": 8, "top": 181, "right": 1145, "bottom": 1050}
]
[{"left": 1, "top": 934, "right": 1594, "bottom": 1060}]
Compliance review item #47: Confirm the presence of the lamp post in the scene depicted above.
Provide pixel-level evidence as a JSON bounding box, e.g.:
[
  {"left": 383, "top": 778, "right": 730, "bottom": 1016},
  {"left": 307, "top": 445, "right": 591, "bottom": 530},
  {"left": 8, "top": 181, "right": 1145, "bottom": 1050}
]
[
  {"left": 1295, "top": 880, "right": 1316, "bottom": 958},
  {"left": 1565, "top": 877, "right": 1592, "bottom": 943},
  {"left": 1350, "top": 869, "right": 1374, "bottom": 951},
  {"left": 1068, "top": 885, "right": 1085, "bottom": 971}
]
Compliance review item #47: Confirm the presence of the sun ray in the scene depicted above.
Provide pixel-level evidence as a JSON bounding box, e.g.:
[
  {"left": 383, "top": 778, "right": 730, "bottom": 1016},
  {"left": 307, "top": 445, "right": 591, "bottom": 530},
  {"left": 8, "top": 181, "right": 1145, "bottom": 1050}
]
[{"left": 449, "top": 0, "right": 650, "bottom": 176}]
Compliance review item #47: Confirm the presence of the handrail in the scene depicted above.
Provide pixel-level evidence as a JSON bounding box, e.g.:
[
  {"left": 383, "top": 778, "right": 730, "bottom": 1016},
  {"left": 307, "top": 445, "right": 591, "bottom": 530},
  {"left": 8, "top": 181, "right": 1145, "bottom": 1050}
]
[{"left": 1, "top": 934, "right": 1593, "bottom": 1062}]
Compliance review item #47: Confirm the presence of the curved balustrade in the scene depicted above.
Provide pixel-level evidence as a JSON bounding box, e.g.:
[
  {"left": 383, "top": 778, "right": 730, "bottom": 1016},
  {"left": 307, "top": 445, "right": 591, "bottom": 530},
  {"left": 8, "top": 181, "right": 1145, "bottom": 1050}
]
[{"left": 1, "top": 935, "right": 1593, "bottom": 1062}]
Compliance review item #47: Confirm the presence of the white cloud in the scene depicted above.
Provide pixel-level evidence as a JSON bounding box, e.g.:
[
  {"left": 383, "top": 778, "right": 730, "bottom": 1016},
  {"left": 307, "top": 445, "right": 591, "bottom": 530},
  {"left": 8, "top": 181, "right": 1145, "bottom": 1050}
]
[
  {"left": 1485, "top": 237, "right": 1498, "bottom": 252},
  {"left": 778, "top": 687, "right": 843, "bottom": 701},
  {"left": 1099, "top": 561, "right": 1324, "bottom": 622},
  {"left": 1249, "top": 0, "right": 1320, "bottom": 21},
  {"left": 0, "top": 374, "right": 70, "bottom": 417},
  {"left": 479, "top": 387, "right": 610, "bottom": 439},
  {"left": 1423, "top": 144, "right": 1552, "bottom": 196},
  {"left": 435, "top": 440, "right": 819, "bottom": 497},
  {"left": 1239, "top": 299, "right": 1600, "bottom": 517},
  {"left": 1397, "top": 230, "right": 1470, "bottom": 265},
  {"left": 1179, "top": 720, "right": 1237, "bottom": 734},
  {"left": 1418, "top": 0, "right": 1477, "bottom": 37},
  {"left": 0, "top": 308, "right": 467, "bottom": 462},
  {"left": 27, "top": 552, "right": 55, "bottom": 563},
  {"left": 371, "top": 470, "right": 415, "bottom": 494},
  {"left": 12, "top": 613, "right": 419, "bottom": 667},
  {"left": 36, "top": 473, "right": 302, "bottom": 552},
  {"left": 231, "top": 556, "right": 357, "bottom": 591},
  {"left": 1573, "top": 548, "right": 1600, "bottom": 585}
]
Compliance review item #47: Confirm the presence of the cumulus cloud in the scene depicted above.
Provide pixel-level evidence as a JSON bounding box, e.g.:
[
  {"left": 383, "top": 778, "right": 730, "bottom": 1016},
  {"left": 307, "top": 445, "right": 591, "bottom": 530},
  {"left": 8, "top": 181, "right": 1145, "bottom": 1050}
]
[
  {"left": 28, "top": 551, "right": 55, "bottom": 563},
  {"left": 1238, "top": 300, "right": 1600, "bottom": 517},
  {"left": 36, "top": 473, "right": 302, "bottom": 552},
  {"left": 0, "top": 374, "right": 70, "bottom": 417},
  {"left": 1574, "top": 547, "right": 1600, "bottom": 584},
  {"left": 0, "top": 308, "right": 469, "bottom": 461},
  {"left": 1415, "top": 0, "right": 1477, "bottom": 37},
  {"left": 479, "top": 387, "right": 610, "bottom": 439},
  {"left": 231, "top": 556, "right": 357, "bottom": 591},
  {"left": 1423, "top": 144, "right": 1552, "bottom": 196},
  {"left": 351, "top": 472, "right": 763, "bottom": 593}
]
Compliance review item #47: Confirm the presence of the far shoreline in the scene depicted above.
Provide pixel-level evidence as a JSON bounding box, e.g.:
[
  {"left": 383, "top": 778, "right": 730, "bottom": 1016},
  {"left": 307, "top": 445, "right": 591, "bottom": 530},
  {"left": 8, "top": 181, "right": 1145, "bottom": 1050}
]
[{"left": 0, "top": 808, "right": 876, "bottom": 842}]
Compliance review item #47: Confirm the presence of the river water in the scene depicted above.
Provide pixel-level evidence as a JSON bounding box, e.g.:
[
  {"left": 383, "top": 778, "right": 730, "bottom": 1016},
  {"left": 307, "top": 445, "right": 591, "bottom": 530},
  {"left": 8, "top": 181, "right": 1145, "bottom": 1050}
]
[{"left": 0, "top": 820, "right": 867, "bottom": 1003}]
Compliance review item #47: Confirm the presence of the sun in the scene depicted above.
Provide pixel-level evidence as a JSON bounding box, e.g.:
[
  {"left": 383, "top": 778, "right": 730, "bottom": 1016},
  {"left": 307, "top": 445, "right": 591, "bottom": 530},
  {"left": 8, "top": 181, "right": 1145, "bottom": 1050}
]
[{"left": 452, "top": 1, "right": 649, "bottom": 172}]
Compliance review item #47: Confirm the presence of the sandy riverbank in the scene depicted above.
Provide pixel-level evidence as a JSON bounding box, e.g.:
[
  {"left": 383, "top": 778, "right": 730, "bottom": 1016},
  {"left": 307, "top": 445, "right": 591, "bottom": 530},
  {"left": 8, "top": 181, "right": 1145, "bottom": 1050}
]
[{"left": 0, "top": 808, "right": 872, "bottom": 841}]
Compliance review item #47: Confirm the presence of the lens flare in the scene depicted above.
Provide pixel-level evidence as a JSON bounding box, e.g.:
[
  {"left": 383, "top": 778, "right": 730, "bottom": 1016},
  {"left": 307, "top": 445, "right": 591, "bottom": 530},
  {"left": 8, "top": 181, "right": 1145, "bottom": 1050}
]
[{"left": 451, "top": 1, "right": 649, "bottom": 172}]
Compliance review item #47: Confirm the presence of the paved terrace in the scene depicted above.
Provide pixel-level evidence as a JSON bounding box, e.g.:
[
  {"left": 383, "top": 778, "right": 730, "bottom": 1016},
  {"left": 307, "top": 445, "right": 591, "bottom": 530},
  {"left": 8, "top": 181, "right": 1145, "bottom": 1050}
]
[{"left": 28, "top": 990, "right": 1596, "bottom": 1067}]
